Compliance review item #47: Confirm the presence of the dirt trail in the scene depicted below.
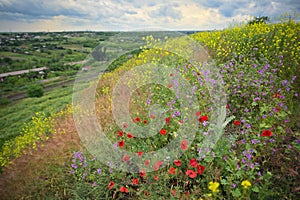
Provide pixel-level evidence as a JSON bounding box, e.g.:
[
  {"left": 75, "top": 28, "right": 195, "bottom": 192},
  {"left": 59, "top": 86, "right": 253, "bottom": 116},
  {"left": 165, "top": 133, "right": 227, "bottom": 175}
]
[{"left": 0, "top": 115, "right": 83, "bottom": 199}]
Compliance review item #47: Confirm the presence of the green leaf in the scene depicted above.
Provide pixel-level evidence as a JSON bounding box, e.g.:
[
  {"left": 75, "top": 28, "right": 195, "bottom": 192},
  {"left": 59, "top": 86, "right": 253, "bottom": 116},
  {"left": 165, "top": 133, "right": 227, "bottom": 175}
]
[{"left": 231, "top": 189, "right": 241, "bottom": 197}]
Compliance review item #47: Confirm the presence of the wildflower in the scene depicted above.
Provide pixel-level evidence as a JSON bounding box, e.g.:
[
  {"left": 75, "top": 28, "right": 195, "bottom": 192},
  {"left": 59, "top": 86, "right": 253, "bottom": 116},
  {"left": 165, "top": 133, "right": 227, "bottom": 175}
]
[
  {"left": 108, "top": 181, "right": 114, "bottom": 190},
  {"left": 241, "top": 180, "right": 251, "bottom": 189},
  {"left": 97, "top": 168, "right": 102, "bottom": 174},
  {"left": 120, "top": 186, "right": 129, "bottom": 193},
  {"left": 196, "top": 111, "right": 202, "bottom": 116},
  {"left": 197, "top": 165, "right": 205, "bottom": 175},
  {"left": 118, "top": 131, "right": 123, "bottom": 137},
  {"left": 132, "top": 178, "right": 139, "bottom": 185},
  {"left": 154, "top": 175, "right": 159, "bottom": 180},
  {"left": 143, "top": 120, "right": 147, "bottom": 124},
  {"left": 180, "top": 140, "right": 188, "bottom": 150},
  {"left": 122, "top": 155, "right": 130, "bottom": 162},
  {"left": 169, "top": 167, "right": 176, "bottom": 174},
  {"left": 208, "top": 182, "right": 220, "bottom": 193},
  {"left": 134, "top": 117, "right": 141, "bottom": 122},
  {"left": 144, "top": 160, "right": 150, "bottom": 166},
  {"left": 137, "top": 151, "right": 143, "bottom": 156},
  {"left": 190, "top": 158, "right": 198, "bottom": 167},
  {"left": 139, "top": 169, "right": 146, "bottom": 178},
  {"left": 165, "top": 117, "right": 171, "bottom": 124},
  {"left": 262, "top": 129, "right": 272, "bottom": 137},
  {"left": 127, "top": 132, "right": 133, "bottom": 138},
  {"left": 171, "top": 189, "right": 177, "bottom": 196},
  {"left": 186, "top": 170, "right": 197, "bottom": 178},
  {"left": 174, "top": 160, "right": 181, "bottom": 166},
  {"left": 233, "top": 120, "right": 241, "bottom": 126},
  {"left": 118, "top": 140, "right": 125, "bottom": 147},
  {"left": 71, "top": 164, "right": 78, "bottom": 169},
  {"left": 199, "top": 115, "right": 208, "bottom": 122},
  {"left": 160, "top": 129, "right": 167, "bottom": 135},
  {"left": 153, "top": 160, "right": 163, "bottom": 171}
]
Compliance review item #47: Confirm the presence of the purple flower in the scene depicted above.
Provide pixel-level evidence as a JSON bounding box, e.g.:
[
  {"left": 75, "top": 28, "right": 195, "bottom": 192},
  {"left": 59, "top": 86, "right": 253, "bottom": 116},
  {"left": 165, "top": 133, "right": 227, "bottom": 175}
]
[
  {"left": 93, "top": 182, "right": 98, "bottom": 187},
  {"left": 250, "top": 163, "right": 255, "bottom": 169},
  {"left": 174, "top": 111, "right": 181, "bottom": 116},
  {"left": 282, "top": 80, "right": 288, "bottom": 86},
  {"left": 251, "top": 139, "right": 259, "bottom": 144},
  {"left": 97, "top": 168, "right": 102, "bottom": 174},
  {"left": 71, "top": 164, "right": 78, "bottom": 169},
  {"left": 253, "top": 97, "right": 261, "bottom": 101},
  {"left": 232, "top": 183, "right": 237, "bottom": 188},
  {"left": 258, "top": 171, "right": 262, "bottom": 176},
  {"left": 70, "top": 170, "right": 75, "bottom": 174},
  {"left": 245, "top": 124, "right": 251, "bottom": 129}
]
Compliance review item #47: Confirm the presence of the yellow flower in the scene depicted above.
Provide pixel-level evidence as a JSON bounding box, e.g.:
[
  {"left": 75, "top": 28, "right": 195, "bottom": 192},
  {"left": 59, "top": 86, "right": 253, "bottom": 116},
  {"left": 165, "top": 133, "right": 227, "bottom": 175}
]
[
  {"left": 241, "top": 180, "right": 251, "bottom": 189},
  {"left": 208, "top": 181, "right": 220, "bottom": 193}
]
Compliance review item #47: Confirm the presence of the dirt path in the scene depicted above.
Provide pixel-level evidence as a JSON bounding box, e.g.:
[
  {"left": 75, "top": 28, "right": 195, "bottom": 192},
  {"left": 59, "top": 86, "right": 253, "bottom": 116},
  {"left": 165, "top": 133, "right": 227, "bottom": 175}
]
[{"left": 0, "top": 115, "right": 83, "bottom": 199}]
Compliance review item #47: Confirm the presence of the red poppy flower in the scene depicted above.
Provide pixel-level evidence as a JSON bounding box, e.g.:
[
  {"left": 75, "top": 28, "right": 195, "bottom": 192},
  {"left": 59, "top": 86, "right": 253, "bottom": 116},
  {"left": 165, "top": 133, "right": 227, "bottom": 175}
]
[
  {"left": 153, "top": 160, "right": 163, "bottom": 171},
  {"left": 190, "top": 158, "right": 198, "bottom": 168},
  {"left": 138, "top": 151, "right": 143, "bottom": 156},
  {"left": 154, "top": 175, "right": 159, "bottom": 180},
  {"left": 108, "top": 181, "right": 114, "bottom": 190},
  {"left": 174, "top": 160, "right": 181, "bottom": 166},
  {"left": 143, "top": 120, "right": 147, "bottom": 124},
  {"left": 144, "top": 160, "right": 150, "bottom": 166},
  {"left": 199, "top": 115, "right": 208, "bottom": 122},
  {"left": 196, "top": 111, "right": 202, "bottom": 117},
  {"left": 178, "top": 120, "right": 183, "bottom": 125},
  {"left": 118, "top": 140, "right": 124, "bottom": 148},
  {"left": 165, "top": 117, "right": 171, "bottom": 124},
  {"left": 118, "top": 131, "right": 123, "bottom": 137},
  {"left": 160, "top": 129, "right": 167, "bottom": 135},
  {"left": 169, "top": 167, "right": 176, "bottom": 175},
  {"left": 233, "top": 120, "right": 241, "bottom": 126},
  {"left": 273, "top": 92, "right": 280, "bottom": 98},
  {"left": 171, "top": 189, "right": 177, "bottom": 196},
  {"left": 170, "top": 73, "right": 174, "bottom": 76},
  {"left": 186, "top": 170, "right": 197, "bottom": 178},
  {"left": 275, "top": 106, "right": 280, "bottom": 112},
  {"left": 122, "top": 122, "right": 128, "bottom": 128},
  {"left": 127, "top": 132, "right": 133, "bottom": 138},
  {"left": 168, "top": 84, "right": 172, "bottom": 88},
  {"left": 120, "top": 186, "right": 129, "bottom": 193},
  {"left": 150, "top": 115, "right": 155, "bottom": 119},
  {"left": 122, "top": 155, "right": 130, "bottom": 162},
  {"left": 262, "top": 129, "right": 272, "bottom": 137},
  {"left": 135, "top": 117, "right": 141, "bottom": 122},
  {"left": 132, "top": 178, "right": 139, "bottom": 185},
  {"left": 180, "top": 140, "right": 188, "bottom": 150},
  {"left": 140, "top": 169, "right": 146, "bottom": 178},
  {"left": 197, "top": 165, "right": 205, "bottom": 175}
]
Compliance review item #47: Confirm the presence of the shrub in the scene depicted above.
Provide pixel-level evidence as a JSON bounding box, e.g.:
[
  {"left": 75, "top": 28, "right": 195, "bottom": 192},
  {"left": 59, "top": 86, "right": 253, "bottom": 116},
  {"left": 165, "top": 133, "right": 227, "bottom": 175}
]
[{"left": 26, "top": 84, "right": 44, "bottom": 98}]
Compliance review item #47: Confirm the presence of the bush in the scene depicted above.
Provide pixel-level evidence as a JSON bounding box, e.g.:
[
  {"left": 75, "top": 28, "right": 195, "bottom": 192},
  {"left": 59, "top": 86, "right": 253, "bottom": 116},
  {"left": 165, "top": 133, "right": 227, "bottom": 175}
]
[
  {"left": 26, "top": 84, "right": 44, "bottom": 98},
  {"left": 0, "top": 97, "right": 10, "bottom": 106}
]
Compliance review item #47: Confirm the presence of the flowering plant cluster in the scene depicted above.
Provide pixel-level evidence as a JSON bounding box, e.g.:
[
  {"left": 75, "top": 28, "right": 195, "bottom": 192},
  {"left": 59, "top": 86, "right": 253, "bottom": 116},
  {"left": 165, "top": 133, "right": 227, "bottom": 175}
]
[{"left": 69, "top": 21, "right": 299, "bottom": 199}]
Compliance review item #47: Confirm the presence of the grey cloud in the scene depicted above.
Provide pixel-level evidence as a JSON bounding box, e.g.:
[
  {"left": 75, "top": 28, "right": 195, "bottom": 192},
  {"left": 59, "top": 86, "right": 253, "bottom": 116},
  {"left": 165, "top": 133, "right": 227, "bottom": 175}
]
[
  {"left": 149, "top": 5, "right": 182, "bottom": 19},
  {"left": 0, "top": 0, "right": 87, "bottom": 20}
]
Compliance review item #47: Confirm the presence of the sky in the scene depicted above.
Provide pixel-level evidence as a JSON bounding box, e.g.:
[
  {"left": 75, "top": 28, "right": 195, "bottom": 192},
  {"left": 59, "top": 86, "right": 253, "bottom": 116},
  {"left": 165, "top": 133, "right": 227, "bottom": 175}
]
[{"left": 0, "top": 0, "right": 299, "bottom": 32}]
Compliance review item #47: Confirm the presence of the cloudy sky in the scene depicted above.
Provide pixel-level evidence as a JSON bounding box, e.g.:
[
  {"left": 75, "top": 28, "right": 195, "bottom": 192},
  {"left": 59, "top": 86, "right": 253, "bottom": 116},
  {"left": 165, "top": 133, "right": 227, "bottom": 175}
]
[{"left": 0, "top": 0, "right": 299, "bottom": 32}]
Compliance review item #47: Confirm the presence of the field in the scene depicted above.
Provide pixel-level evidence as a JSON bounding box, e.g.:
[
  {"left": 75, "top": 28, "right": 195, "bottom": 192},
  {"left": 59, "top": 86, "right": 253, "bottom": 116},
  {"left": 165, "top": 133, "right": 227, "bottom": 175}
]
[{"left": 0, "top": 19, "right": 299, "bottom": 199}]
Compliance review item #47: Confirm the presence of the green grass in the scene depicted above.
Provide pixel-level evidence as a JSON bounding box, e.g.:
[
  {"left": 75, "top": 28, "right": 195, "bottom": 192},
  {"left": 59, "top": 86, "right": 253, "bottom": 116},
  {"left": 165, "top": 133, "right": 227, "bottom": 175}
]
[{"left": 0, "top": 84, "right": 73, "bottom": 149}]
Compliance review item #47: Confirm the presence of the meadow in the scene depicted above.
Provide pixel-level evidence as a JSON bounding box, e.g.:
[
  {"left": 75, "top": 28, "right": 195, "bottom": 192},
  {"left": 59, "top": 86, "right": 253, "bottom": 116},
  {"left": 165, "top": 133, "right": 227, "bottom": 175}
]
[{"left": 0, "top": 18, "right": 299, "bottom": 199}]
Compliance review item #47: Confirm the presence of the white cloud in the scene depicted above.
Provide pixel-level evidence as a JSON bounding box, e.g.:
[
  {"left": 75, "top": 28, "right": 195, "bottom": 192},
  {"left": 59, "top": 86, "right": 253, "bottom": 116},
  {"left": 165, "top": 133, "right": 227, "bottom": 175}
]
[{"left": 0, "top": 0, "right": 299, "bottom": 32}]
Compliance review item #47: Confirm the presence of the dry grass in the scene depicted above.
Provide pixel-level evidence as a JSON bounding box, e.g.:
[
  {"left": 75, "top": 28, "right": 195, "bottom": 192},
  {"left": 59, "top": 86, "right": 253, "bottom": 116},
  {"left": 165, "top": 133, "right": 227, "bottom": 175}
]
[{"left": 0, "top": 115, "right": 83, "bottom": 199}]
